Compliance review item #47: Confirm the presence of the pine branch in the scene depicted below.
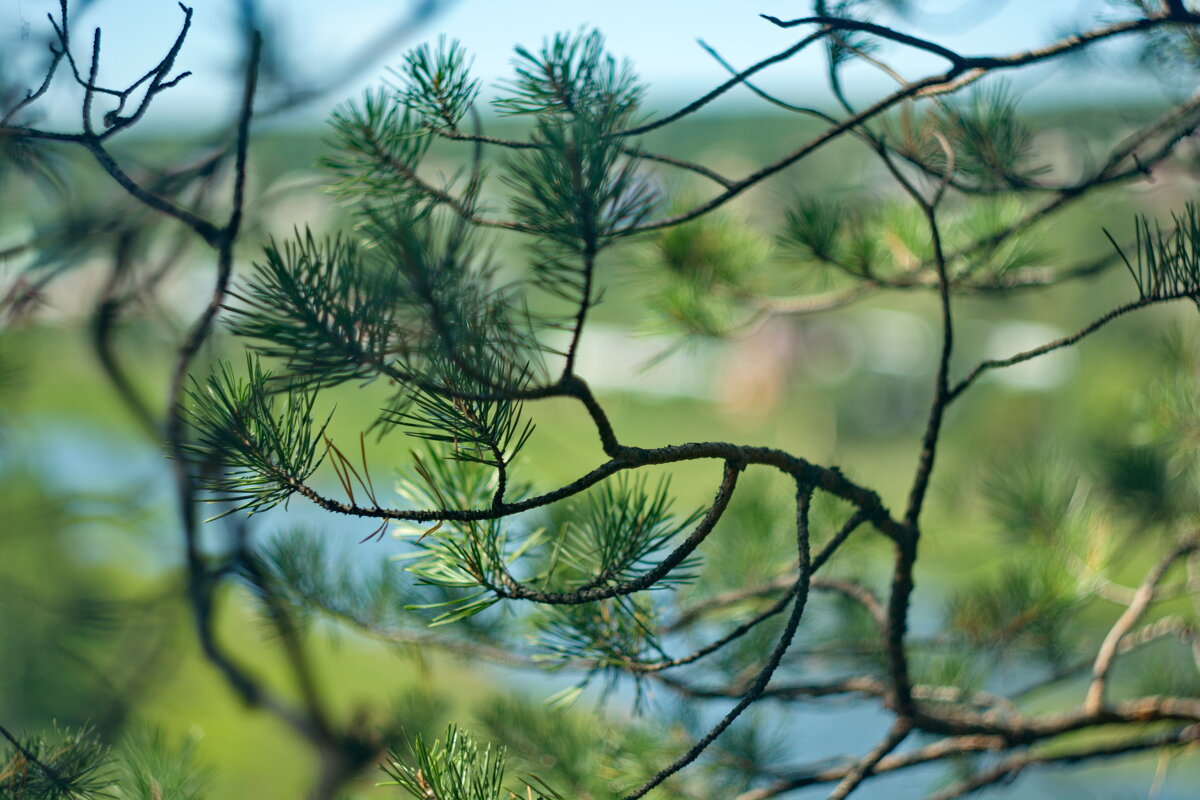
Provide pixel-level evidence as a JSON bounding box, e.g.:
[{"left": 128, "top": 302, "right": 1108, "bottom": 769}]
[
  {"left": 381, "top": 725, "right": 512, "bottom": 800},
  {"left": 0, "top": 723, "right": 112, "bottom": 800},
  {"left": 394, "top": 37, "right": 480, "bottom": 131}
]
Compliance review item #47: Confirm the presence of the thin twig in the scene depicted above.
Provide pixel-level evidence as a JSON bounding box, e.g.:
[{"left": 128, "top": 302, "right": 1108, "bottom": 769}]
[
  {"left": 927, "top": 727, "right": 1200, "bottom": 800},
  {"left": 621, "top": 481, "right": 815, "bottom": 800},
  {"left": 826, "top": 717, "right": 913, "bottom": 800},
  {"left": 1084, "top": 533, "right": 1199, "bottom": 713},
  {"left": 949, "top": 293, "right": 1197, "bottom": 402}
]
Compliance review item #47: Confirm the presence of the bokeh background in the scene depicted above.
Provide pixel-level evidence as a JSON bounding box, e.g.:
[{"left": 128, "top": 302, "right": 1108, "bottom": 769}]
[{"left": 2, "top": 1, "right": 1199, "bottom": 797}]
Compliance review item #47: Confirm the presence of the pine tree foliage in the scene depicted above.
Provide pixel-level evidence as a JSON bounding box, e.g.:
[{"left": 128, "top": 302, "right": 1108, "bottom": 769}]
[
  {"left": 322, "top": 94, "right": 434, "bottom": 206},
  {"left": 0, "top": 726, "right": 110, "bottom": 800},
  {"left": 777, "top": 198, "right": 941, "bottom": 281},
  {"left": 494, "top": 30, "right": 643, "bottom": 121},
  {"left": 1109, "top": 201, "right": 1200, "bottom": 305},
  {"left": 393, "top": 38, "right": 481, "bottom": 132},
  {"left": 814, "top": 1, "right": 892, "bottom": 70},
  {"left": 540, "top": 476, "right": 704, "bottom": 591},
  {"left": 400, "top": 519, "right": 509, "bottom": 626},
  {"left": 380, "top": 726, "right": 508, "bottom": 800},
  {"left": 981, "top": 454, "right": 1083, "bottom": 544},
  {"left": 533, "top": 594, "right": 665, "bottom": 692},
  {"left": 1120, "top": 1, "right": 1200, "bottom": 77},
  {"left": 0, "top": 715, "right": 213, "bottom": 799},
  {"left": 643, "top": 212, "right": 772, "bottom": 338},
  {"left": 227, "top": 231, "right": 404, "bottom": 388},
  {"left": 394, "top": 456, "right": 520, "bottom": 625},
  {"left": 0, "top": 726, "right": 209, "bottom": 800},
  {"left": 114, "top": 729, "right": 212, "bottom": 800},
  {"left": 184, "top": 356, "right": 329, "bottom": 518},
  {"left": 946, "top": 556, "right": 1085, "bottom": 664},
  {"left": 504, "top": 115, "right": 655, "bottom": 249},
  {"left": 474, "top": 696, "right": 611, "bottom": 799},
  {"left": 780, "top": 198, "right": 847, "bottom": 268},
  {"left": 909, "top": 85, "right": 1045, "bottom": 191}
]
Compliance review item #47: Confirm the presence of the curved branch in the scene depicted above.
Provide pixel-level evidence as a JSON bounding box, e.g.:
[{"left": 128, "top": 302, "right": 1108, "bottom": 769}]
[
  {"left": 827, "top": 717, "right": 913, "bottom": 800},
  {"left": 489, "top": 460, "right": 742, "bottom": 606},
  {"left": 662, "top": 511, "right": 871, "bottom": 635},
  {"left": 283, "top": 439, "right": 905, "bottom": 542},
  {"left": 949, "top": 293, "right": 1196, "bottom": 403},
  {"left": 617, "top": 30, "right": 830, "bottom": 137},
  {"left": 1084, "top": 533, "right": 1199, "bottom": 713},
  {"left": 626, "top": 13, "right": 1187, "bottom": 235},
  {"left": 621, "top": 480, "right": 815, "bottom": 800},
  {"left": 638, "top": 586, "right": 795, "bottom": 673},
  {"left": 761, "top": 14, "right": 966, "bottom": 66}
]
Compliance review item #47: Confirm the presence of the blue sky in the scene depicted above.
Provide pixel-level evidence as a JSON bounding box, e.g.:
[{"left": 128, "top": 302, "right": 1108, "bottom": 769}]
[{"left": 2, "top": 0, "right": 1163, "bottom": 130}]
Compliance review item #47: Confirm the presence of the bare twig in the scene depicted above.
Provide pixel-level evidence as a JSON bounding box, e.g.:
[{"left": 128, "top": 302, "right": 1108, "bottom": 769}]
[
  {"left": 1084, "top": 534, "right": 1200, "bottom": 713},
  {"left": 826, "top": 717, "right": 913, "bottom": 800},
  {"left": 927, "top": 727, "right": 1200, "bottom": 800},
  {"left": 621, "top": 481, "right": 815, "bottom": 800},
  {"left": 949, "top": 294, "right": 1197, "bottom": 402}
]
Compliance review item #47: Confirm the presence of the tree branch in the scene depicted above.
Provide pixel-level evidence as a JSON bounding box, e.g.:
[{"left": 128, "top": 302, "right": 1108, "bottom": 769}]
[
  {"left": 949, "top": 293, "right": 1197, "bottom": 403},
  {"left": 1084, "top": 533, "right": 1199, "bottom": 713},
  {"left": 621, "top": 480, "right": 815, "bottom": 800}
]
